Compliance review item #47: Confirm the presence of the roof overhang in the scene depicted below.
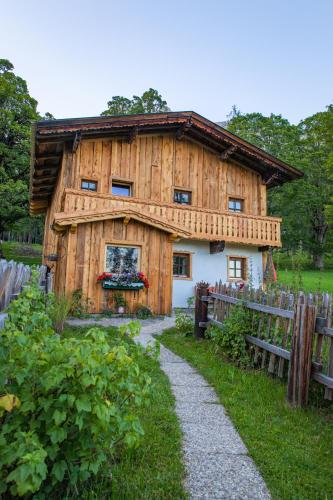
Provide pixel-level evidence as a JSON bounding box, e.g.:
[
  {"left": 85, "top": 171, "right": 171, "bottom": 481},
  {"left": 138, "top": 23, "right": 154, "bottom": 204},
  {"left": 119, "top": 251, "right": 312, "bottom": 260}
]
[
  {"left": 53, "top": 207, "right": 192, "bottom": 240},
  {"left": 30, "top": 111, "right": 303, "bottom": 215}
]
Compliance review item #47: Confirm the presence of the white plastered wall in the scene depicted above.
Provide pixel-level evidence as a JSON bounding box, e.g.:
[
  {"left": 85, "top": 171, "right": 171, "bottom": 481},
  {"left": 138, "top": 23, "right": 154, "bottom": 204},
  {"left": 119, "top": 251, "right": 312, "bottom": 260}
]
[{"left": 172, "top": 240, "right": 263, "bottom": 308}]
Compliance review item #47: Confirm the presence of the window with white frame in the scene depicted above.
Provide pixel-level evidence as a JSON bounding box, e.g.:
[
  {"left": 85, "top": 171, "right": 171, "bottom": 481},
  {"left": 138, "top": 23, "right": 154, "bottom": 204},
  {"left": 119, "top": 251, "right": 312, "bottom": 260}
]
[
  {"left": 105, "top": 245, "right": 139, "bottom": 273},
  {"left": 228, "top": 257, "right": 246, "bottom": 280}
]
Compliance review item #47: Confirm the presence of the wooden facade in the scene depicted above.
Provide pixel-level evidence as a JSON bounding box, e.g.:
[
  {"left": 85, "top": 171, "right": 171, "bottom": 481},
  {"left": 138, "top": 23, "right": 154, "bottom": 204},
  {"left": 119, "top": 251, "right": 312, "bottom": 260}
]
[{"left": 30, "top": 112, "right": 303, "bottom": 314}]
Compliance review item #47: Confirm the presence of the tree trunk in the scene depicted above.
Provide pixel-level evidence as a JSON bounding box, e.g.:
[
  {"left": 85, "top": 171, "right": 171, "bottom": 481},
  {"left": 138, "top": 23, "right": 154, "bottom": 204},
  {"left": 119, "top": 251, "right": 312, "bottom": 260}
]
[
  {"left": 311, "top": 208, "right": 328, "bottom": 270},
  {"left": 313, "top": 253, "right": 324, "bottom": 270}
]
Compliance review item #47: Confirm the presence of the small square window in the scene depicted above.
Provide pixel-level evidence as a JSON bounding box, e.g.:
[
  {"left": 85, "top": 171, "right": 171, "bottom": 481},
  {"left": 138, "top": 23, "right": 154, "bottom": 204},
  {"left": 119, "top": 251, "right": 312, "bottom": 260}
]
[
  {"left": 173, "top": 253, "right": 191, "bottom": 278},
  {"left": 174, "top": 190, "right": 191, "bottom": 205},
  {"left": 105, "top": 245, "right": 139, "bottom": 273},
  {"left": 228, "top": 198, "right": 243, "bottom": 212},
  {"left": 228, "top": 257, "right": 246, "bottom": 280},
  {"left": 81, "top": 180, "right": 97, "bottom": 191},
  {"left": 112, "top": 182, "right": 132, "bottom": 197}
]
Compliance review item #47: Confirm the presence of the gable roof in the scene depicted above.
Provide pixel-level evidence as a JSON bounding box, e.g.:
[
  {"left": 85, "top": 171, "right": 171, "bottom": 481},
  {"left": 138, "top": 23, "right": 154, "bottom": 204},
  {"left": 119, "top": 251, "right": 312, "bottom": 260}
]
[{"left": 30, "top": 111, "right": 303, "bottom": 214}]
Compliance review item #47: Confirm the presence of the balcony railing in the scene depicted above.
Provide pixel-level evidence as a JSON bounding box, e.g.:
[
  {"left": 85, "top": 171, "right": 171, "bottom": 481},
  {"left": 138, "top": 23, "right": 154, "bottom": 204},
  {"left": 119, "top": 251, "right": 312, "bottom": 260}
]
[{"left": 61, "top": 189, "right": 281, "bottom": 247}]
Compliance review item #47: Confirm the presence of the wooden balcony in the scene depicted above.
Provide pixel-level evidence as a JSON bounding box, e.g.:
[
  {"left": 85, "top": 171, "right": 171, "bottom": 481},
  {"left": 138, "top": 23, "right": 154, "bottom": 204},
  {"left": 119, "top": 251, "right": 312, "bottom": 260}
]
[{"left": 59, "top": 189, "right": 282, "bottom": 247}]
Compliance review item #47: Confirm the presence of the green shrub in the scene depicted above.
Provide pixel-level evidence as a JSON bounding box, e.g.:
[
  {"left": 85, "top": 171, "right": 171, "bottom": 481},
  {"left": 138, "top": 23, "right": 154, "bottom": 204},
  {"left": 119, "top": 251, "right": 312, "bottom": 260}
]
[
  {"left": 135, "top": 304, "right": 153, "bottom": 319},
  {"left": 174, "top": 308, "right": 194, "bottom": 336},
  {"left": 206, "top": 304, "right": 255, "bottom": 364},
  {"left": 48, "top": 292, "right": 72, "bottom": 334},
  {"left": 0, "top": 274, "right": 153, "bottom": 497},
  {"left": 69, "top": 289, "right": 88, "bottom": 318}
]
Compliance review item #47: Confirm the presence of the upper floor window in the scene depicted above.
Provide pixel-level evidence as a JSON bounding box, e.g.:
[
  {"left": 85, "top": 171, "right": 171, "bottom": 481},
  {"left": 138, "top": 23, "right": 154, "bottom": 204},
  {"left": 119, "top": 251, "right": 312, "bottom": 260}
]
[
  {"left": 81, "top": 179, "right": 97, "bottom": 191},
  {"left": 228, "top": 257, "right": 246, "bottom": 280},
  {"left": 228, "top": 198, "right": 243, "bottom": 213},
  {"left": 174, "top": 189, "right": 191, "bottom": 205},
  {"left": 112, "top": 182, "right": 132, "bottom": 197}
]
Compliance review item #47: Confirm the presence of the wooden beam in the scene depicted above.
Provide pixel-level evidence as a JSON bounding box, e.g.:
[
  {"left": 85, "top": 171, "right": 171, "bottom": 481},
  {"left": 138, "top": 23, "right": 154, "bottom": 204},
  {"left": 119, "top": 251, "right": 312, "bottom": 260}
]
[
  {"left": 35, "top": 152, "right": 62, "bottom": 161},
  {"left": 176, "top": 121, "right": 192, "bottom": 140},
  {"left": 258, "top": 246, "right": 270, "bottom": 252},
  {"left": 262, "top": 172, "right": 279, "bottom": 186},
  {"left": 123, "top": 216, "right": 131, "bottom": 225},
  {"left": 220, "top": 145, "right": 237, "bottom": 161},
  {"left": 168, "top": 233, "right": 179, "bottom": 242},
  {"left": 127, "top": 126, "right": 138, "bottom": 144},
  {"left": 72, "top": 132, "right": 81, "bottom": 153},
  {"left": 70, "top": 223, "right": 77, "bottom": 233},
  {"left": 210, "top": 241, "right": 225, "bottom": 254}
]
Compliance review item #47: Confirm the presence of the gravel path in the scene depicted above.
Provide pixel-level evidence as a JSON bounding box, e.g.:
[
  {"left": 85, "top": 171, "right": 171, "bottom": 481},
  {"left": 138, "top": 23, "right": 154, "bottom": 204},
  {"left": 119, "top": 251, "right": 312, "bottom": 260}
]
[{"left": 68, "top": 316, "right": 271, "bottom": 499}]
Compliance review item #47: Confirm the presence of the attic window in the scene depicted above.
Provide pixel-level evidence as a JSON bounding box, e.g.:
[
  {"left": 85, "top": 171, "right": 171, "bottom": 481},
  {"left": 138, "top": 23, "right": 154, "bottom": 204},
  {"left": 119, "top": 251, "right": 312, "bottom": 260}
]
[
  {"left": 81, "top": 180, "right": 97, "bottom": 191},
  {"left": 228, "top": 198, "right": 243, "bottom": 213},
  {"left": 112, "top": 182, "right": 132, "bottom": 197},
  {"left": 174, "top": 189, "right": 191, "bottom": 205}
]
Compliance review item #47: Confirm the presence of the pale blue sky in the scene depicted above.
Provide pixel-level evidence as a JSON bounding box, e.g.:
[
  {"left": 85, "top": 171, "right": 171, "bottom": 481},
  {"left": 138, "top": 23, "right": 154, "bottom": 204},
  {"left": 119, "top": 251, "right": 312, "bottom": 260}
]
[{"left": 1, "top": 0, "right": 332, "bottom": 123}]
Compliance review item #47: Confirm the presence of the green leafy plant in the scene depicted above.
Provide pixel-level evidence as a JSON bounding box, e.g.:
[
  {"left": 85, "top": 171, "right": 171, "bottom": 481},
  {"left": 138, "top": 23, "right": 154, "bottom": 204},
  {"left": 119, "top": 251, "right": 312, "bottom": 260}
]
[
  {"left": 48, "top": 292, "right": 72, "bottom": 334},
  {"left": 135, "top": 304, "right": 153, "bottom": 319},
  {"left": 174, "top": 300, "right": 194, "bottom": 337},
  {"left": 0, "top": 274, "right": 153, "bottom": 497},
  {"left": 206, "top": 304, "right": 255, "bottom": 365},
  {"left": 69, "top": 288, "right": 88, "bottom": 318},
  {"left": 113, "top": 291, "right": 128, "bottom": 312}
]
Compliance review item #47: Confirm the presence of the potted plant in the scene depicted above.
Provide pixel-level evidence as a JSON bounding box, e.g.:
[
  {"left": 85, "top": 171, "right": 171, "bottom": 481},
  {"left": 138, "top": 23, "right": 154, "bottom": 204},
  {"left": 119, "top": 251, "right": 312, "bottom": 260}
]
[{"left": 113, "top": 291, "right": 127, "bottom": 314}]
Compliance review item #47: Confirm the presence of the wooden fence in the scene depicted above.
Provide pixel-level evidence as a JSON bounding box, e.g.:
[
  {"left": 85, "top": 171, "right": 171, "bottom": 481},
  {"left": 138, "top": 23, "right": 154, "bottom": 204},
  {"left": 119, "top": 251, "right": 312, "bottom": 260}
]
[
  {"left": 195, "top": 282, "right": 333, "bottom": 407},
  {"left": 0, "top": 260, "right": 50, "bottom": 328}
]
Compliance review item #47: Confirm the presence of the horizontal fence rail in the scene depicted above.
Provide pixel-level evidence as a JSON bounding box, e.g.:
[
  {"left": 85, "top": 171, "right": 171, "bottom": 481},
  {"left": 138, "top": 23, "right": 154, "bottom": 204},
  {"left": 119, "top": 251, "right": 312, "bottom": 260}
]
[{"left": 195, "top": 282, "right": 333, "bottom": 407}]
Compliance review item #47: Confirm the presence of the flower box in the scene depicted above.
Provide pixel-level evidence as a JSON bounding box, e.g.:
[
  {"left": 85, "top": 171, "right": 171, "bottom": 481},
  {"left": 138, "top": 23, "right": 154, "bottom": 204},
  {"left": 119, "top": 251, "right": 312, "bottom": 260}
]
[
  {"left": 97, "top": 272, "right": 149, "bottom": 290},
  {"left": 101, "top": 281, "right": 144, "bottom": 290}
]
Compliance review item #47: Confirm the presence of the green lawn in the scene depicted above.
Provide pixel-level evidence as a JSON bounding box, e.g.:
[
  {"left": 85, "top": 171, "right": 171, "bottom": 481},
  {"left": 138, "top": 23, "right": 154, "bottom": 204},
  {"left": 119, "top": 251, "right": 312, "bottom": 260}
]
[
  {"left": 159, "top": 328, "right": 333, "bottom": 500},
  {"left": 2, "top": 241, "right": 42, "bottom": 265},
  {"left": 64, "top": 326, "right": 187, "bottom": 499},
  {"left": 278, "top": 269, "right": 333, "bottom": 294}
]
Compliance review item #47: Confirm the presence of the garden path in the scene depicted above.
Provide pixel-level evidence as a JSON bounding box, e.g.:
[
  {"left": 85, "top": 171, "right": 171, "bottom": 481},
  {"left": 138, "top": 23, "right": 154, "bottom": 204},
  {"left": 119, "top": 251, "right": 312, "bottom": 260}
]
[{"left": 67, "top": 316, "right": 270, "bottom": 499}]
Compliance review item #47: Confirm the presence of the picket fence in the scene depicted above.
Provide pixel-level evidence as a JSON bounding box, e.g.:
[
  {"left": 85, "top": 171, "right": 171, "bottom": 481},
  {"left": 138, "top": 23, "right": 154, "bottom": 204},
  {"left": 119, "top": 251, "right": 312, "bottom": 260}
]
[
  {"left": 0, "top": 260, "right": 50, "bottom": 328},
  {"left": 195, "top": 282, "right": 333, "bottom": 407}
]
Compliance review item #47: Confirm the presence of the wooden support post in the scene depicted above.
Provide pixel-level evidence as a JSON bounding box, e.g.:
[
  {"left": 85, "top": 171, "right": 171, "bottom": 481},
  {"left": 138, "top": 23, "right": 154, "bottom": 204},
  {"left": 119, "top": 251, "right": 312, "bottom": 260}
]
[
  {"left": 194, "top": 285, "right": 209, "bottom": 339},
  {"left": 287, "top": 299, "right": 316, "bottom": 407}
]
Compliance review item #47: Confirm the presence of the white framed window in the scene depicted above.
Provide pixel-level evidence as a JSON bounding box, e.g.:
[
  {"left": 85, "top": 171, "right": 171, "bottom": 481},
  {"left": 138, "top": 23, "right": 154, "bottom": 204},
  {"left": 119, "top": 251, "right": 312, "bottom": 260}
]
[
  {"left": 228, "top": 256, "right": 247, "bottom": 280},
  {"left": 105, "top": 245, "right": 140, "bottom": 273}
]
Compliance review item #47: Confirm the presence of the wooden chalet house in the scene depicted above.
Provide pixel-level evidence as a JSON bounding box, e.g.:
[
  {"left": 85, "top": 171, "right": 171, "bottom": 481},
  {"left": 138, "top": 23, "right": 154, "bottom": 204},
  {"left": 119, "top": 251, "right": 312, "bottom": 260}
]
[{"left": 30, "top": 112, "right": 302, "bottom": 314}]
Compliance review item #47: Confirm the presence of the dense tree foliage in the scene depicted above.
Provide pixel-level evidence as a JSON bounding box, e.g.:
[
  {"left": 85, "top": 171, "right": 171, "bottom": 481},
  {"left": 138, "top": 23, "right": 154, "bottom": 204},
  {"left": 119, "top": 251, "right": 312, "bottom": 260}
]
[
  {"left": 227, "top": 107, "right": 333, "bottom": 269},
  {"left": 0, "top": 59, "right": 45, "bottom": 249},
  {"left": 101, "top": 88, "right": 169, "bottom": 116}
]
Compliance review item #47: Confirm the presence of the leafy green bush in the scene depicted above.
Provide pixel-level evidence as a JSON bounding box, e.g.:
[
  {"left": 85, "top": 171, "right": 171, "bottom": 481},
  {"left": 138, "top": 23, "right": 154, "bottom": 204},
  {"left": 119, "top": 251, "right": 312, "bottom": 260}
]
[
  {"left": 69, "top": 288, "right": 88, "bottom": 318},
  {"left": 206, "top": 304, "right": 255, "bottom": 364},
  {"left": 135, "top": 304, "right": 153, "bottom": 319},
  {"left": 48, "top": 292, "right": 72, "bottom": 334},
  {"left": 174, "top": 309, "right": 194, "bottom": 337},
  {"left": 0, "top": 273, "right": 153, "bottom": 497}
]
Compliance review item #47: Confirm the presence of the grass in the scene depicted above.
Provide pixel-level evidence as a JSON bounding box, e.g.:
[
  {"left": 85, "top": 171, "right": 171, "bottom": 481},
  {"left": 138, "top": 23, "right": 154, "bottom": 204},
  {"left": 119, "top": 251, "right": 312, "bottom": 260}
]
[
  {"left": 63, "top": 325, "right": 187, "bottom": 499},
  {"left": 2, "top": 241, "right": 42, "bottom": 265},
  {"left": 159, "top": 328, "right": 333, "bottom": 500},
  {"left": 278, "top": 269, "right": 333, "bottom": 294}
]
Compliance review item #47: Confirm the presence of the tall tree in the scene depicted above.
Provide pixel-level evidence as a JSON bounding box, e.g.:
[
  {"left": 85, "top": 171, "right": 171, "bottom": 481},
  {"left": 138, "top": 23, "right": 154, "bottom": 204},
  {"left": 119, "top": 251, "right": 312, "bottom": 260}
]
[
  {"left": 101, "top": 88, "right": 169, "bottom": 116},
  {"left": 227, "top": 108, "right": 333, "bottom": 268},
  {"left": 0, "top": 59, "right": 40, "bottom": 252}
]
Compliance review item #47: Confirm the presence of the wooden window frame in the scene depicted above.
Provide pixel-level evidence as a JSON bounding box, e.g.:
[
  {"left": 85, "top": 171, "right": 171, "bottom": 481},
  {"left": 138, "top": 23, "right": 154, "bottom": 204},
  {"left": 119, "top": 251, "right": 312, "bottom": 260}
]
[
  {"left": 104, "top": 242, "right": 142, "bottom": 273},
  {"left": 173, "top": 187, "right": 192, "bottom": 206},
  {"left": 173, "top": 252, "right": 192, "bottom": 280},
  {"left": 81, "top": 178, "right": 98, "bottom": 192},
  {"left": 227, "top": 255, "right": 247, "bottom": 282},
  {"left": 111, "top": 177, "right": 134, "bottom": 197},
  {"left": 228, "top": 196, "right": 245, "bottom": 213}
]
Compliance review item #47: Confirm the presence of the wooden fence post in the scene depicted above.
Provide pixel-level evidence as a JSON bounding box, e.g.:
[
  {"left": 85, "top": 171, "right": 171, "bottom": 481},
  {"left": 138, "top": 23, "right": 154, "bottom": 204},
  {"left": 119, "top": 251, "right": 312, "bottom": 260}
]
[
  {"left": 194, "top": 285, "right": 209, "bottom": 339},
  {"left": 287, "top": 298, "right": 316, "bottom": 407}
]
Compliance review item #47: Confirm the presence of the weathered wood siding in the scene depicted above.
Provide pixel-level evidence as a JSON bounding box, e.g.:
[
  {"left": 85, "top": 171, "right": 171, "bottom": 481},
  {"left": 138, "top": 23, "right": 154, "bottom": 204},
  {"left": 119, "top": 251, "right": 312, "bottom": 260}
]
[
  {"left": 53, "top": 218, "right": 173, "bottom": 315},
  {"left": 68, "top": 135, "right": 266, "bottom": 216}
]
